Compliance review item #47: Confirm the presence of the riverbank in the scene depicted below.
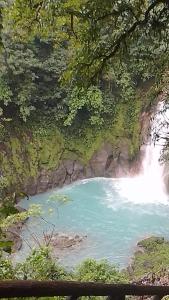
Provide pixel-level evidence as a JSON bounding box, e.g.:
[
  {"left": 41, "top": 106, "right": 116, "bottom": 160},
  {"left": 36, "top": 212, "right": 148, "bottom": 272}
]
[
  {"left": 12, "top": 227, "right": 169, "bottom": 285},
  {"left": 127, "top": 236, "right": 169, "bottom": 280}
]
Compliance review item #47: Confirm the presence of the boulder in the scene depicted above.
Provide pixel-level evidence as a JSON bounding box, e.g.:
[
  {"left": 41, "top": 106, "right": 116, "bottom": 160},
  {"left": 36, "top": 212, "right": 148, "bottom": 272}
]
[{"left": 43, "top": 232, "right": 87, "bottom": 251}]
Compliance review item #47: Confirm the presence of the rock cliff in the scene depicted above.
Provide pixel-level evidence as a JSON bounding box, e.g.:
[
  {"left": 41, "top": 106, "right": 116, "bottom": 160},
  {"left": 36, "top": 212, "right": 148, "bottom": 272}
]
[{"left": 0, "top": 99, "right": 152, "bottom": 198}]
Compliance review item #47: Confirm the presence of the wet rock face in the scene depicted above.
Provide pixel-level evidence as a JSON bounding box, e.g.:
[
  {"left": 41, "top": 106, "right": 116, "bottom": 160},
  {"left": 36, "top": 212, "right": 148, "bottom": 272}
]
[
  {"left": 23, "top": 142, "right": 143, "bottom": 196},
  {"left": 163, "top": 162, "right": 169, "bottom": 194},
  {"left": 6, "top": 221, "right": 25, "bottom": 252},
  {"left": 89, "top": 143, "right": 112, "bottom": 177}
]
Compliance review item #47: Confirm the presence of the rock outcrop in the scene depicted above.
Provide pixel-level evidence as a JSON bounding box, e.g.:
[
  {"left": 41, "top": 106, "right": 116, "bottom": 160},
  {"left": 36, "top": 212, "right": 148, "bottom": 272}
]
[
  {"left": 44, "top": 233, "right": 87, "bottom": 250},
  {"left": 22, "top": 141, "right": 143, "bottom": 196},
  {"left": 6, "top": 222, "right": 24, "bottom": 252}
]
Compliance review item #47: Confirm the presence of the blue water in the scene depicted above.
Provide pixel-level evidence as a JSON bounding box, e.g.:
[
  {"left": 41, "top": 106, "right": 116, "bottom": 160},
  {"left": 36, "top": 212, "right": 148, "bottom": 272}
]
[{"left": 17, "top": 178, "right": 169, "bottom": 269}]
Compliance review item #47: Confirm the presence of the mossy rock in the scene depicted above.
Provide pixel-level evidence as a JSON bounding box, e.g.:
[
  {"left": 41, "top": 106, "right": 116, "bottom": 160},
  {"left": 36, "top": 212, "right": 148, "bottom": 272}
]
[
  {"left": 137, "top": 236, "right": 167, "bottom": 253},
  {"left": 130, "top": 236, "right": 169, "bottom": 278}
]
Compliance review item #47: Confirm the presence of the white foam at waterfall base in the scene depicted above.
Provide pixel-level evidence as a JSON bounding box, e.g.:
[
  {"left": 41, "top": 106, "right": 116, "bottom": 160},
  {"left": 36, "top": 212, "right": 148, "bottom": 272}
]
[
  {"left": 116, "top": 177, "right": 168, "bottom": 205},
  {"left": 115, "top": 101, "right": 169, "bottom": 205}
]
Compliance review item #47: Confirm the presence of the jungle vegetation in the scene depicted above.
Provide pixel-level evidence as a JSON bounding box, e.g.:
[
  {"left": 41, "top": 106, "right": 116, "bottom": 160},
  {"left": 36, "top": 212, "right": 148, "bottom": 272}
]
[{"left": 0, "top": 0, "right": 168, "bottom": 128}]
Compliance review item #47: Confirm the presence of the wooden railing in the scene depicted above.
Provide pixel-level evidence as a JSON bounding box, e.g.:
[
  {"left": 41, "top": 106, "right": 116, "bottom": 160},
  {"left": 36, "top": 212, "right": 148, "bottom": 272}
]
[{"left": 1, "top": 281, "right": 169, "bottom": 299}]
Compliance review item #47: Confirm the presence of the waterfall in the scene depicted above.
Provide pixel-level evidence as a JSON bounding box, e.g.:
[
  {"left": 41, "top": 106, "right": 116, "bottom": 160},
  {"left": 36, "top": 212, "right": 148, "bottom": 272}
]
[
  {"left": 141, "top": 102, "right": 168, "bottom": 195},
  {"left": 118, "top": 101, "right": 169, "bottom": 204}
]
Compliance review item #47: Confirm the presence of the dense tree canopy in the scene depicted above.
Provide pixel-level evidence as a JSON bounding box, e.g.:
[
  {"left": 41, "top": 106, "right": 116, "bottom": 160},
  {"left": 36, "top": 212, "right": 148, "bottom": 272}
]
[
  {"left": 0, "top": 36, "right": 68, "bottom": 121},
  {"left": 3, "top": 0, "right": 169, "bottom": 85},
  {"left": 0, "top": 0, "right": 168, "bottom": 126}
]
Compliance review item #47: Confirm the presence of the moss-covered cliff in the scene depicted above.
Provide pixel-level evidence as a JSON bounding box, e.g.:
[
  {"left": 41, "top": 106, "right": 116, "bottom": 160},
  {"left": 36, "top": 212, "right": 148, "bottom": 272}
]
[{"left": 0, "top": 98, "right": 145, "bottom": 197}]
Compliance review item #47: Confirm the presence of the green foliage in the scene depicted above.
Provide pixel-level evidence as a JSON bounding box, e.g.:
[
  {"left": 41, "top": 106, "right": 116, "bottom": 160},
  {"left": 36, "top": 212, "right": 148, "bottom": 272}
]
[
  {"left": 130, "top": 237, "right": 169, "bottom": 278},
  {"left": 0, "top": 36, "right": 68, "bottom": 122},
  {"left": 0, "top": 76, "right": 12, "bottom": 105},
  {"left": 48, "top": 193, "right": 72, "bottom": 214},
  {"left": 0, "top": 175, "right": 8, "bottom": 190},
  {"left": 15, "top": 247, "right": 69, "bottom": 280},
  {"left": 0, "top": 246, "right": 128, "bottom": 284},
  {"left": 0, "top": 247, "right": 71, "bottom": 299},
  {"left": 48, "top": 194, "right": 71, "bottom": 205},
  {"left": 0, "top": 204, "right": 42, "bottom": 230},
  {"left": 5, "top": 0, "right": 169, "bottom": 91},
  {"left": 0, "top": 203, "right": 42, "bottom": 253},
  {"left": 0, "top": 196, "right": 18, "bottom": 218},
  {"left": 0, "top": 0, "right": 165, "bottom": 130},
  {"left": 137, "top": 237, "right": 166, "bottom": 252},
  {"left": 0, "top": 254, "right": 15, "bottom": 279},
  {"left": 0, "top": 177, "right": 17, "bottom": 226},
  {"left": 0, "top": 240, "right": 13, "bottom": 253},
  {"left": 75, "top": 259, "right": 128, "bottom": 283},
  {"left": 64, "top": 86, "right": 104, "bottom": 126},
  {"left": 0, "top": 126, "right": 65, "bottom": 191}
]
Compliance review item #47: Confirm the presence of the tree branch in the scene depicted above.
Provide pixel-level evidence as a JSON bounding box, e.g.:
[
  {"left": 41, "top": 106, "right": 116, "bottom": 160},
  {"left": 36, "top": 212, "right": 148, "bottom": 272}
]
[
  {"left": 70, "top": 14, "right": 78, "bottom": 39},
  {"left": 88, "top": 0, "right": 167, "bottom": 82}
]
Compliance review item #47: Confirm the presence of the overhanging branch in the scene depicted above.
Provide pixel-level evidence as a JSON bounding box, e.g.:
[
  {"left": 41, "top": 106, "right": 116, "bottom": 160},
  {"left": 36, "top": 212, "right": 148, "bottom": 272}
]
[{"left": 81, "top": 0, "right": 167, "bottom": 83}]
